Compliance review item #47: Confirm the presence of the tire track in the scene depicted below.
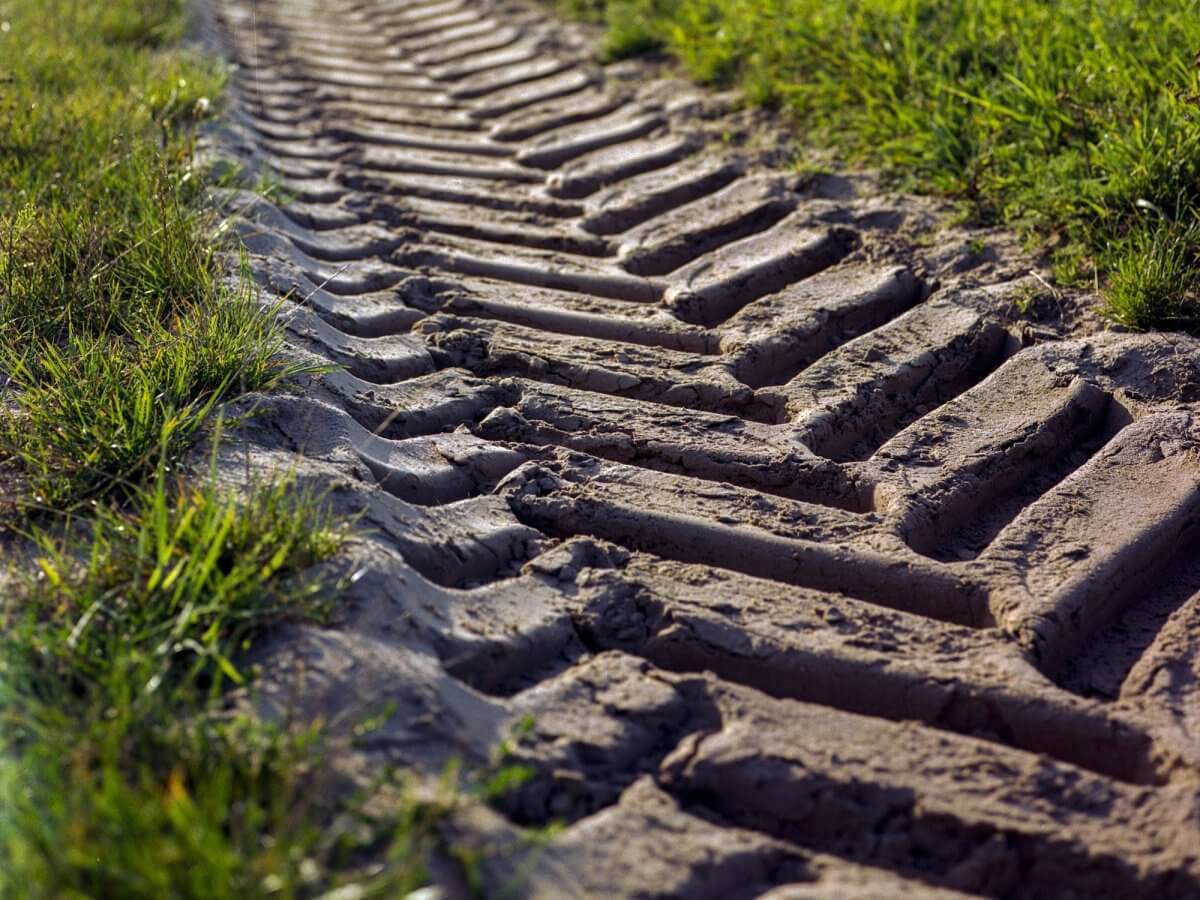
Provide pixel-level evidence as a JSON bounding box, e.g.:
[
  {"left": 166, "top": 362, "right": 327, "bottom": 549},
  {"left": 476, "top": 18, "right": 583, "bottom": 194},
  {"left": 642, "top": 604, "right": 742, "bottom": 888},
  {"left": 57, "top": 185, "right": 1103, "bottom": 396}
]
[{"left": 205, "top": 0, "right": 1200, "bottom": 895}]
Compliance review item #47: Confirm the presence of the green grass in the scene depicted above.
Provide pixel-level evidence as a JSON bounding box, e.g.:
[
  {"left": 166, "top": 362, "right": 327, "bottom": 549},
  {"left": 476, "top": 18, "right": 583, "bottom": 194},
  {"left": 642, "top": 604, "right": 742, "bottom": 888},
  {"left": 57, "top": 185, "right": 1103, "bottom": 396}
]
[
  {"left": 0, "top": 2, "right": 470, "bottom": 895},
  {"left": 7, "top": 473, "right": 360, "bottom": 897},
  {"left": 0, "top": 284, "right": 307, "bottom": 516},
  {"left": 562, "top": 0, "right": 1200, "bottom": 329},
  {"left": 0, "top": 0, "right": 305, "bottom": 515},
  {"left": 15, "top": 468, "right": 351, "bottom": 693},
  {"left": 1, "top": 459, "right": 532, "bottom": 898},
  {"left": 1, "top": 466, "right": 455, "bottom": 899}
]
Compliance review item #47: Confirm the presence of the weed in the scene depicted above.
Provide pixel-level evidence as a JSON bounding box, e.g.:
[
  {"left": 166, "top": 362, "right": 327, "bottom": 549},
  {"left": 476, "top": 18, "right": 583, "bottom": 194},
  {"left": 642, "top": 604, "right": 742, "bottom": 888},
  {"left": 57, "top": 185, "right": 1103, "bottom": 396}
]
[
  {"left": 1104, "top": 224, "right": 1200, "bottom": 329},
  {"left": 1010, "top": 283, "right": 1040, "bottom": 318},
  {"left": 791, "top": 157, "right": 832, "bottom": 186}
]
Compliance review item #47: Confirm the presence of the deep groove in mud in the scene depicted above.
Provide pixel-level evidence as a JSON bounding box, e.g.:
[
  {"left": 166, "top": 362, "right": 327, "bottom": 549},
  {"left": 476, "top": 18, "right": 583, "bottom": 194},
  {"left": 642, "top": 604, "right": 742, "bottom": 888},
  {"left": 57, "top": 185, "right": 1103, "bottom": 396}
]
[
  {"left": 912, "top": 405, "right": 1129, "bottom": 563},
  {"left": 1059, "top": 531, "right": 1200, "bottom": 701}
]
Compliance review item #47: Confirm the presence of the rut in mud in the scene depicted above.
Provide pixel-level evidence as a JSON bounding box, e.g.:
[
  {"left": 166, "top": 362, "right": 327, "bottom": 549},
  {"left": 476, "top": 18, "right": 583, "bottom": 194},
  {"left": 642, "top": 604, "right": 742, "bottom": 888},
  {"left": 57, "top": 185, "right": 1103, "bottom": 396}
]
[{"left": 204, "top": 0, "right": 1200, "bottom": 896}]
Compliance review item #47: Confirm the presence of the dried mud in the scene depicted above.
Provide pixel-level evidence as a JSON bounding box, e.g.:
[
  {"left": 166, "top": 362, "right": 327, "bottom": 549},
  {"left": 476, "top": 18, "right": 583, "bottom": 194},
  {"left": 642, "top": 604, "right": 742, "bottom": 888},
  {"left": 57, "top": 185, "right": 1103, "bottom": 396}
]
[{"left": 201, "top": 0, "right": 1200, "bottom": 895}]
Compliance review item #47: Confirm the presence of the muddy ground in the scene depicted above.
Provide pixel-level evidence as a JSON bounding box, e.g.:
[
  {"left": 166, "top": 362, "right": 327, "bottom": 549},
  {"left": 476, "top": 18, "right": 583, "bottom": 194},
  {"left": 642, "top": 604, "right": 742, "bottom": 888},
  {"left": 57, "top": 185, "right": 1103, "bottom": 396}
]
[{"left": 201, "top": 0, "right": 1200, "bottom": 895}]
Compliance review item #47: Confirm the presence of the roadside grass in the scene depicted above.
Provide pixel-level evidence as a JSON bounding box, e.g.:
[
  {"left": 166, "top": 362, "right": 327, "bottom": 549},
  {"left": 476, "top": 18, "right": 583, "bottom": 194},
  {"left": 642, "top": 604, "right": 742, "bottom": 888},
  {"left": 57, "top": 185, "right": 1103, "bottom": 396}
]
[
  {"left": 2, "top": 457, "right": 521, "bottom": 897},
  {"left": 0, "top": 472, "right": 434, "bottom": 900},
  {"left": 0, "top": 283, "right": 307, "bottom": 516},
  {"left": 562, "top": 0, "right": 1200, "bottom": 329},
  {"left": 0, "top": 1, "right": 463, "bottom": 896},
  {"left": 0, "top": 0, "right": 310, "bottom": 515}
]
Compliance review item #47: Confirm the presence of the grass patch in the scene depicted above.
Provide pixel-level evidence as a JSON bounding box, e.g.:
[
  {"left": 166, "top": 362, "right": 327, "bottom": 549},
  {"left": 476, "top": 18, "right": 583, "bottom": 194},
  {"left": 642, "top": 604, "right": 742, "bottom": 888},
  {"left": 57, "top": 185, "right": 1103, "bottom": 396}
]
[
  {"left": 0, "top": 1, "right": 467, "bottom": 895},
  {"left": 0, "top": 0, "right": 302, "bottom": 515},
  {"left": 562, "top": 0, "right": 1200, "bottom": 329},
  {"left": 0, "top": 285, "right": 306, "bottom": 516},
  {"left": 15, "top": 469, "right": 351, "bottom": 694},
  {"left": 1, "top": 468, "right": 447, "bottom": 899}
]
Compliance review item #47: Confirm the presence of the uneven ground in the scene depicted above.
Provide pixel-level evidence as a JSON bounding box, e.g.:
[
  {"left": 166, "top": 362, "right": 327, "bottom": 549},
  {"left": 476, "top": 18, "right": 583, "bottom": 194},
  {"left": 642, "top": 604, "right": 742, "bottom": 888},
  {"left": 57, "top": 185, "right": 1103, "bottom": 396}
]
[{"left": 205, "top": 0, "right": 1200, "bottom": 895}]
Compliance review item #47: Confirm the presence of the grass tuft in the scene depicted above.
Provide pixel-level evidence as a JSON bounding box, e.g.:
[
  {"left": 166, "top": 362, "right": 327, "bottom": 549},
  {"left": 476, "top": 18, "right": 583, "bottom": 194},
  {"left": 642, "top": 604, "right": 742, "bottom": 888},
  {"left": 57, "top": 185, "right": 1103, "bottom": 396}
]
[
  {"left": 0, "top": 285, "right": 308, "bottom": 516},
  {"left": 0, "top": 466, "right": 435, "bottom": 900},
  {"left": 0, "top": 0, "right": 299, "bottom": 517},
  {"left": 1103, "top": 223, "right": 1200, "bottom": 329},
  {"left": 12, "top": 469, "right": 352, "bottom": 695}
]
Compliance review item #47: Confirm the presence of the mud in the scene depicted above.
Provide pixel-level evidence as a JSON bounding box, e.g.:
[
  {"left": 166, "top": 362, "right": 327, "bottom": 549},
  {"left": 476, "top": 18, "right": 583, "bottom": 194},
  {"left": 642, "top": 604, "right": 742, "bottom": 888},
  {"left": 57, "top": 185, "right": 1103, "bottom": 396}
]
[{"left": 202, "top": 0, "right": 1200, "bottom": 895}]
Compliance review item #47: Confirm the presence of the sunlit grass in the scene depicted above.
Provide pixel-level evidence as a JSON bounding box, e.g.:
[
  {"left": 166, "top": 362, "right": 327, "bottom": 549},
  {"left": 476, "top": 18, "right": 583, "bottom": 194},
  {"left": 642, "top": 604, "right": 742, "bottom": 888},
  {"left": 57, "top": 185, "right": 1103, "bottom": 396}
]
[
  {"left": 0, "top": 0, "right": 301, "bottom": 515},
  {"left": 12, "top": 470, "right": 352, "bottom": 693},
  {"left": 0, "top": 1, "right": 454, "bottom": 895},
  {"left": 561, "top": 0, "right": 1200, "bottom": 330},
  {"left": 2, "top": 471, "right": 360, "bottom": 899},
  {"left": 0, "top": 284, "right": 310, "bottom": 516}
]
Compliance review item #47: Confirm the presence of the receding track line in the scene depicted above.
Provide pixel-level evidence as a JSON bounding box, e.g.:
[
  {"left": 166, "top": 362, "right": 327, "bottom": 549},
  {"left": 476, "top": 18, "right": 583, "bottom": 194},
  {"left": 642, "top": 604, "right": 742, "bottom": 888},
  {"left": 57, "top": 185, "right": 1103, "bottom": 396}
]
[
  {"left": 414, "top": 27, "right": 528, "bottom": 67},
  {"left": 411, "top": 280, "right": 716, "bottom": 352},
  {"left": 490, "top": 92, "right": 632, "bottom": 143},
  {"left": 342, "top": 171, "right": 584, "bottom": 217},
  {"left": 401, "top": 245, "right": 665, "bottom": 302},
  {"left": 498, "top": 459, "right": 991, "bottom": 626},
  {"left": 209, "top": 0, "right": 1200, "bottom": 892},
  {"left": 466, "top": 68, "right": 596, "bottom": 120},
  {"left": 581, "top": 155, "right": 746, "bottom": 234}
]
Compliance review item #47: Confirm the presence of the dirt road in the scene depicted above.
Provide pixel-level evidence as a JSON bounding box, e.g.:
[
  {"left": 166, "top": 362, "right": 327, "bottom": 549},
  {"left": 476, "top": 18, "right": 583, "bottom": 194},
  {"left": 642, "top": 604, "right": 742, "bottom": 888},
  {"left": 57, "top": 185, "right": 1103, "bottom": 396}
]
[{"left": 206, "top": 0, "right": 1200, "bottom": 895}]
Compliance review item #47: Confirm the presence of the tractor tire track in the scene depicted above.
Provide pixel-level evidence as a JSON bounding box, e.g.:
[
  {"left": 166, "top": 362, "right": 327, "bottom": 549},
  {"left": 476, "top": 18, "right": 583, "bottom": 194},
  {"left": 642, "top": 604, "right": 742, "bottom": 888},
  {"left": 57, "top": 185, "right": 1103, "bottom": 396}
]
[{"left": 202, "top": 0, "right": 1200, "bottom": 896}]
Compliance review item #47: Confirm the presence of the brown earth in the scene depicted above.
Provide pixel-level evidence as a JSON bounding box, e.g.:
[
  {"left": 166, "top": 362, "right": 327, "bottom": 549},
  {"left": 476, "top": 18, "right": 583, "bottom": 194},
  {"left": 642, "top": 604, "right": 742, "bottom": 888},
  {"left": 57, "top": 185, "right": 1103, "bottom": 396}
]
[{"left": 201, "top": 0, "right": 1200, "bottom": 895}]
